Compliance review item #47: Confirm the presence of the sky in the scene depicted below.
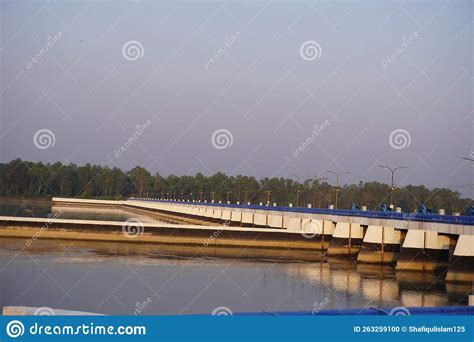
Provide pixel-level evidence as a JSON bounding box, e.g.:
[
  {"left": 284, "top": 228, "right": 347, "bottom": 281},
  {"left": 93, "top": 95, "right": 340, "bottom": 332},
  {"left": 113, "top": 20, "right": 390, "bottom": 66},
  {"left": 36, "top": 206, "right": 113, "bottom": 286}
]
[{"left": 0, "top": 0, "right": 472, "bottom": 197}]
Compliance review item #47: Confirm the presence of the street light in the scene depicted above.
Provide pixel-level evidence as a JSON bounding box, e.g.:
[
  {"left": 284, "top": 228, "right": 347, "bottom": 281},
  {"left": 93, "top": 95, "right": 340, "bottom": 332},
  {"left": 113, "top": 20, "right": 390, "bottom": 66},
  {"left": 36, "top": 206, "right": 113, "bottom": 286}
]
[
  {"left": 326, "top": 170, "right": 349, "bottom": 209},
  {"left": 378, "top": 165, "right": 406, "bottom": 206},
  {"left": 290, "top": 174, "right": 308, "bottom": 207}
]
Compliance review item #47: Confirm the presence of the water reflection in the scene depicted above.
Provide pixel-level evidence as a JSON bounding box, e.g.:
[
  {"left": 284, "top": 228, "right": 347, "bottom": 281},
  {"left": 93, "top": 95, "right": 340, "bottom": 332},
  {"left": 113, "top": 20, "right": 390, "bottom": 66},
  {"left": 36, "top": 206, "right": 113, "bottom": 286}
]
[
  {"left": 0, "top": 199, "right": 51, "bottom": 218},
  {"left": 0, "top": 199, "right": 177, "bottom": 224},
  {"left": 0, "top": 200, "right": 470, "bottom": 314},
  {"left": 0, "top": 237, "right": 469, "bottom": 315},
  {"left": 51, "top": 205, "right": 180, "bottom": 224}
]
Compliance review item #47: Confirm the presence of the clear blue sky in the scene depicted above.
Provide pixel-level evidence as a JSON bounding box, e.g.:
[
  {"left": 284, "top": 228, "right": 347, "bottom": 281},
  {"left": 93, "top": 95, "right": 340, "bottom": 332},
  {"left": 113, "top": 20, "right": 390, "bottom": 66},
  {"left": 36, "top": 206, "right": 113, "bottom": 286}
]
[{"left": 1, "top": 0, "right": 472, "bottom": 197}]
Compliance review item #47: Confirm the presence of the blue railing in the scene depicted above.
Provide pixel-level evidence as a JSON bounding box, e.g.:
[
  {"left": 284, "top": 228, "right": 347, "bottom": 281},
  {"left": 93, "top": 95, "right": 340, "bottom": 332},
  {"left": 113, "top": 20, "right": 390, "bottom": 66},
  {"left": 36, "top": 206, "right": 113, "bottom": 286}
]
[{"left": 128, "top": 198, "right": 474, "bottom": 226}]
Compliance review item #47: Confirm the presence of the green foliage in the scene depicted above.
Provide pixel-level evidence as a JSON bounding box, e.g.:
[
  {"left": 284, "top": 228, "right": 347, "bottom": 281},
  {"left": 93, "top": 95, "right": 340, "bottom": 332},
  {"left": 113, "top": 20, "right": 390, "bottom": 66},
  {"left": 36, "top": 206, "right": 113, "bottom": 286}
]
[{"left": 0, "top": 158, "right": 471, "bottom": 214}]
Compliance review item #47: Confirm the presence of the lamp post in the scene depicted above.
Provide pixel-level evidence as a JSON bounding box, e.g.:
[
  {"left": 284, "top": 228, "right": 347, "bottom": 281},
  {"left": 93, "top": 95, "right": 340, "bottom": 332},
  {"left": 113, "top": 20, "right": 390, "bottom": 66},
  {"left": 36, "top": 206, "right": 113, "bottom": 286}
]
[
  {"left": 290, "top": 174, "right": 305, "bottom": 207},
  {"left": 266, "top": 190, "right": 271, "bottom": 205},
  {"left": 378, "top": 165, "right": 406, "bottom": 206},
  {"left": 326, "top": 170, "right": 349, "bottom": 209}
]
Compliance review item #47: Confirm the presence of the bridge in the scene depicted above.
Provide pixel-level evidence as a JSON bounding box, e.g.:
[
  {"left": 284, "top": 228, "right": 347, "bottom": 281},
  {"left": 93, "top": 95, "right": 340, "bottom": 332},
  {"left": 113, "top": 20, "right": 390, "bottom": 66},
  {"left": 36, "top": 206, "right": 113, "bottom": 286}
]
[
  {"left": 1, "top": 197, "right": 471, "bottom": 283},
  {"left": 51, "top": 197, "right": 474, "bottom": 281}
]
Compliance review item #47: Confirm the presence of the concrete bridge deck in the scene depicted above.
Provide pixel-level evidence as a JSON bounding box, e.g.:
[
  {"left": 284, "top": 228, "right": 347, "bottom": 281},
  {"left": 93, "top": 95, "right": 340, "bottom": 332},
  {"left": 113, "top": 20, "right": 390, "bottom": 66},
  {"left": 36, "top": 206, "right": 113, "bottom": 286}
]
[{"left": 123, "top": 198, "right": 474, "bottom": 235}]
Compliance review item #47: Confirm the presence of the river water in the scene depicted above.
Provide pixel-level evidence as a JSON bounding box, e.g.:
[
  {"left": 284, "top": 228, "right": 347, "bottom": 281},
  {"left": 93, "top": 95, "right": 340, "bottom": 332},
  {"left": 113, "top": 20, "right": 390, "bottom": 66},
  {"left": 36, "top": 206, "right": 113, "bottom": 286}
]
[{"left": 0, "top": 200, "right": 470, "bottom": 315}]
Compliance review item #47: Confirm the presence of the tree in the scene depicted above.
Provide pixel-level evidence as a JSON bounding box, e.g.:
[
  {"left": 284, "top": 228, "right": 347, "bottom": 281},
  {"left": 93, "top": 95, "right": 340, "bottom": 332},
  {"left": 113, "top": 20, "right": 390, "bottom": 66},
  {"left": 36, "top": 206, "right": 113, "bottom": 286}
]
[{"left": 128, "top": 166, "right": 153, "bottom": 197}]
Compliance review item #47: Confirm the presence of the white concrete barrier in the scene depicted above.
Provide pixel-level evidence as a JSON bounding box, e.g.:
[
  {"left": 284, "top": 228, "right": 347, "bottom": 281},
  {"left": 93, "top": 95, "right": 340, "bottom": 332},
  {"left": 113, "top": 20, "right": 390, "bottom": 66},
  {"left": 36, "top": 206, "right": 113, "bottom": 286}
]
[
  {"left": 3, "top": 306, "right": 103, "bottom": 316},
  {"left": 230, "top": 211, "right": 242, "bottom": 223},
  {"left": 268, "top": 215, "right": 283, "bottom": 228},
  {"left": 453, "top": 235, "right": 474, "bottom": 256},
  {"left": 322, "top": 220, "right": 335, "bottom": 235},
  {"left": 402, "top": 230, "right": 450, "bottom": 250},
  {"left": 212, "top": 209, "right": 222, "bottom": 219},
  {"left": 332, "top": 222, "right": 363, "bottom": 240},
  {"left": 242, "top": 212, "right": 254, "bottom": 225},
  {"left": 222, "top": 211, "right": 231, "bottom": 221},
  {"left": 285, "top": 217, "right": 302, "bottom": 231},
  {"left": 362, "top": 226, "right": 401, "bottom": 244},
  {"left": 204, "top": 208, "right": 214, "bottom": 218},
  {"left": 254, "top": 213, "right": 267, "bottom": 226}
]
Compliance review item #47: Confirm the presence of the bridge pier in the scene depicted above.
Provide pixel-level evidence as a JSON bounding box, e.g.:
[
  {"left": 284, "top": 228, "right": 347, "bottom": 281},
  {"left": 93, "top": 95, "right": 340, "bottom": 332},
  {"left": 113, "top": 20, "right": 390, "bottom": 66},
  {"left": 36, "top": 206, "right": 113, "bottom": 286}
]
[
  {"left": 357, "top": 226, "right": 402, "bottom": 265},
  {"left": 327, "top": 222, "right": 364, "bottom": 257},
  {"left": 446, "top": 235, "right": 474, "bottom": 283},
  {"left": 396, "top": 230, "right": 451, "bottom": 272}
]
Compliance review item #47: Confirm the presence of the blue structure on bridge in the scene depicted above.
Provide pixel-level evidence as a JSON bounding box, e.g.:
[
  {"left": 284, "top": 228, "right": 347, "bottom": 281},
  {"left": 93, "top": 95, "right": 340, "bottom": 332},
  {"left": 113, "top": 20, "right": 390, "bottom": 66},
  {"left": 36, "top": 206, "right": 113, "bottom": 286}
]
[{"left": 129, "top": 198, "right": 474, "bottom": 226}]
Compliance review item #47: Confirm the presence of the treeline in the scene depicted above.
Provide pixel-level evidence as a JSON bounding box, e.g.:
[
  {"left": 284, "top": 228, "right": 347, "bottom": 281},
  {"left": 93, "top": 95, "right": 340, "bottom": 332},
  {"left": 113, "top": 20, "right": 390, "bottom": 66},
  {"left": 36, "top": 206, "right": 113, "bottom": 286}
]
[{"left": 0, "top": 158, "right": 471, "bottom": 214}]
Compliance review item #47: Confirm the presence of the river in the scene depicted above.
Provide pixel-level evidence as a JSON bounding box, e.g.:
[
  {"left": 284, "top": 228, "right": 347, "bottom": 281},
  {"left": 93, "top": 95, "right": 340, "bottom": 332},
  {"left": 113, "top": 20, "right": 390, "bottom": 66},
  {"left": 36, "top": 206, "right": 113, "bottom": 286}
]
[{"left": 0, "top": 199, "right": 470, "bottom": 315}]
